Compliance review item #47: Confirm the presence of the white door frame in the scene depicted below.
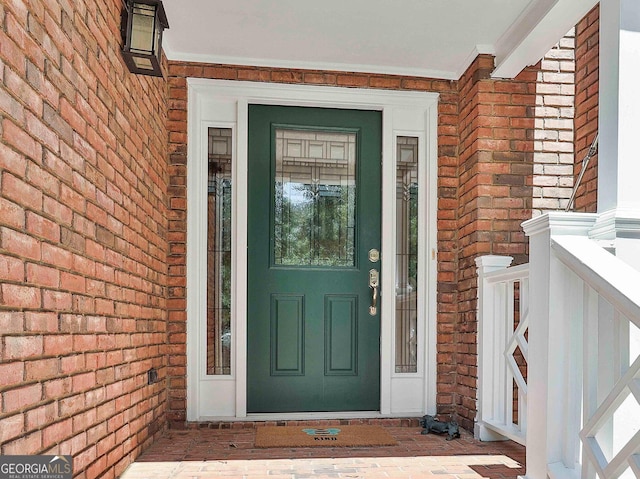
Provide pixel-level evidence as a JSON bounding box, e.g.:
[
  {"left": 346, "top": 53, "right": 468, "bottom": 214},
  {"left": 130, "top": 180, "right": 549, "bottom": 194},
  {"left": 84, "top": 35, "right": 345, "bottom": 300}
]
[{"left": 186, "top": 79, "right": 438, "bottom": 420}]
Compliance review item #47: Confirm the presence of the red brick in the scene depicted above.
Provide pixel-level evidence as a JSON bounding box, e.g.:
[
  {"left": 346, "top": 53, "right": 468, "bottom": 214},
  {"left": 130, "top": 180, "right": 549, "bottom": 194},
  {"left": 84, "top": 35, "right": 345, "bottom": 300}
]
[
  {"left": 60, "top": 271, "right": 86, "bottom": 293},
  {"left": 1, "top": 283, "right": 42, "bottom": 309},
  {"left": 74, "top": 334, "right": 98, "bottom": 351},
  {"left": 25, "top": 402, "right": 58, "bottom": 432},
  {"left": 60, "top": 98, "right": 87, "bottom": 135},
  {"left": 41, "top": 243, "right": 73, "bottom": 269},
  {"left": 72, "top": 172, "right": 98, "bottom": 204},
  {"left": 0, "top": 142, "right": 28, "bottom": 176},
  {"left": 3, "top": 383, "right": 42, "bottom": 413},
  {"left": 43, "top": 334, "right": 73, "bottom": 356},
  {"left": 3, "top": 0, "right": 26, "bottom": 26},
  {"left": 25, "top": 311, "right": 58, "bottom": 332},
  {"left": 42, "top": 418, "right": 73, "bottom": 449},
  {"left": 26, "top": 212, "right": 60, "bottom": 242},
  {"left": 401, "top": 78, "right": 433, "bottom": 90},
  {"left": 0, "top": 311, "right": 25, "bottom": 333},
  {"left": 86, "top": 456, "right": 108, "bottom": 479},
  {"left": 60, "top": 354, "right": 86, "bottom": 374},
  {"left": 42, "top": 290, "right": 73, "bottom": 310},
  {"left": 73, "top": 131, "right": 97, "bottom": 164},
  {"left": 336, "top": 74, "right": 369, "bottom": 87},
  {"left": 0, "top": 29, "right": 26, "bottom": 73},
  {"left": 42, "top": 198, "right": 73, "bottom": 228},
  {"left": 72, "top": 254, "right": 95, "bottom": 276},
  {"left": 25, "top": 111, "right": 59, "bottom": 152},
  {"left": 25, "top": 357, "right": 59, "bottom": 380},
  {"left": 5, "top": 67, "right": 43, "bottom": 114},
  {"left": 303, "top": 72, "right": 337, "bottom": 85},
  {"left": 0, "top": 361, "right": 25, "bottom": 386},
  {"left": 42, "top": 378, "right": 70, "bottom": 406},
  {"left": 26, "top": 263, "right": 60, "bottom": 288},
  {"left": 0, "top": 413, "right": 25, "bottom": 443},
  {"left": 2, "top": 431, "right": 42, "bottom": 455},
  {"left": 0, "top": 197, "right": 25, "bottom": 229},
  {"left": 2, "top": 172, "right": 43, "bottom": 211},
  {"left": 59, "top": 183, "right": 86, "bottom": 213}
]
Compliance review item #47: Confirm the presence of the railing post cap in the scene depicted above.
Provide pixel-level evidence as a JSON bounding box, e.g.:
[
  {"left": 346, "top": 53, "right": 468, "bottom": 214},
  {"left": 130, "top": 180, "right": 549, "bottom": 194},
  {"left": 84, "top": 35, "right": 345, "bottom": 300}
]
[
  {"left": 475, "top": 255, "right": 514, "bottom": 270},
  {"left": 522, "top": 212, "right": 598, "bottom": 237}
]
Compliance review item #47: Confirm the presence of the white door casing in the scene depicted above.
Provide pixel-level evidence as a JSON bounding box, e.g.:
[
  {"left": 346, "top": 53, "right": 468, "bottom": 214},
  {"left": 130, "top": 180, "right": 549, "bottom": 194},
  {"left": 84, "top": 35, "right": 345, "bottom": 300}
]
[{"left": 186, "top": 79, "right": 438, "bottom": 420}]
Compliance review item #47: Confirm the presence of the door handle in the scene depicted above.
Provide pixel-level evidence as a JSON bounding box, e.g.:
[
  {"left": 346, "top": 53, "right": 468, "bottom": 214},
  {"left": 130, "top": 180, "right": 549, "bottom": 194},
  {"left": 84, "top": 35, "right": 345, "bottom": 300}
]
[{"left": 369, "top": 269, "right": 379, "bottom": 316}]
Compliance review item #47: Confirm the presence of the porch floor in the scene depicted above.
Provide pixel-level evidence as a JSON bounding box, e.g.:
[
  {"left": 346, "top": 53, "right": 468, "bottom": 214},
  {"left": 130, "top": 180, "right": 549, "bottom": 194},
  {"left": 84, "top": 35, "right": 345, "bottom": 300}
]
[{"left": 120, "top": 419, "right": 526, "bottom": 479}]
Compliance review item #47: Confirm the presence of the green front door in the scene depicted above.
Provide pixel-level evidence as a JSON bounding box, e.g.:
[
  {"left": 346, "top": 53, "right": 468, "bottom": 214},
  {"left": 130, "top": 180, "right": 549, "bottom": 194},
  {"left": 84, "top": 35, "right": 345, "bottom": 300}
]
[{"left": 247, "top": 105, "right": 382, "bottom": 412}]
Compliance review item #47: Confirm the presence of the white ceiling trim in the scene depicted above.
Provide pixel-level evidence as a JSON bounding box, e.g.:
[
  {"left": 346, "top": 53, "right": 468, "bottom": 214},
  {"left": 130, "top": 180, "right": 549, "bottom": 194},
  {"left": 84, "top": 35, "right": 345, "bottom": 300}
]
[
  {"left": 493, "top": 0, "right": 598, "bottom": 78},
  {"left": 164, "top": 43, "right": 500, "bottom": 82},
  {"left": 163, "top": 47, "right": 461, "bottom": 81}
]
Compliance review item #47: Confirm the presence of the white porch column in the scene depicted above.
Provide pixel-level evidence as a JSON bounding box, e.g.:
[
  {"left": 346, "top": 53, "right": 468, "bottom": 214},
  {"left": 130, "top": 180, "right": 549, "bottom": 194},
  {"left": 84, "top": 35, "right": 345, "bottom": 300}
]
[
  {"left": 592, "top": 0, "right": 640, "bottom": 270},
  {"left": 521, "top": 213, "right": 598, "bottom": 479}
]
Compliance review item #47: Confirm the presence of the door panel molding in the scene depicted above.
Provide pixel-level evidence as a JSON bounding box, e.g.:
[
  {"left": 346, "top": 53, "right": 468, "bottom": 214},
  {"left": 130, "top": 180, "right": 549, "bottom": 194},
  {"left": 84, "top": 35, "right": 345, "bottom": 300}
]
[
  {"left": 270, "top": 294, "right": 305, "bottom": 376},
  {"left": 324, "top": 294, "right": 359, "bottom": 376},
  {"left": 187, "top": 79, "right": 438, "bottom": 420}
]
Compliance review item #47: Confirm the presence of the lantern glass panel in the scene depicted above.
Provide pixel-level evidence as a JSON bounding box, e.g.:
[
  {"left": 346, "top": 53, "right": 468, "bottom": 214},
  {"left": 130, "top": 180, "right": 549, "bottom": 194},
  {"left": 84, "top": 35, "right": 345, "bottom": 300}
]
[{"left": 131, "top": 3, "right": 156, "bottom": 53}]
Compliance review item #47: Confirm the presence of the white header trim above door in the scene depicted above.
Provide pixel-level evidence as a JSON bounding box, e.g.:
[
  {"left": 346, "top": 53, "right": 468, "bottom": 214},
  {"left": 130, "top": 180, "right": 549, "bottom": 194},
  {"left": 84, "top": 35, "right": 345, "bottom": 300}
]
[{"left": 187, "top": 79, "right": 438, "bottom": 421}]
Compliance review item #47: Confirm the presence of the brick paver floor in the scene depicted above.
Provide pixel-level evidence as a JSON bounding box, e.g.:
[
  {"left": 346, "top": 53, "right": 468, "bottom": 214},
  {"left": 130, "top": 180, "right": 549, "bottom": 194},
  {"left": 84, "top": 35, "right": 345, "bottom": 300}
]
[{"left": 120, "top": 420, "right": 526, "bottom": 479}]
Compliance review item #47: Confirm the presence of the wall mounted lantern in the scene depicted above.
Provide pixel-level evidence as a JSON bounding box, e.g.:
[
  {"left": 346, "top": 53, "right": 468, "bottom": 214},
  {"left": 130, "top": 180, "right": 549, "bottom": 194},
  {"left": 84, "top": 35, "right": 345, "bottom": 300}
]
[{"left": 121, "top": 0, "right": 169, "bottom": 77}]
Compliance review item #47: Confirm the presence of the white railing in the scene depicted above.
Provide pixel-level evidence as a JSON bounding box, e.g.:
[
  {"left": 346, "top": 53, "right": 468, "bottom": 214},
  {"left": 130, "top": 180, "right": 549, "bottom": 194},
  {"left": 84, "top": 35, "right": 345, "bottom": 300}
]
[
  {"left": 548, "top": 236, "right": 640, "bottom": 479},
  {"left": 477, "top": 213, "right": 640, "bottom": 479},
  {"left": 476, "top": 256, "right": 530, "bottom": 446}
]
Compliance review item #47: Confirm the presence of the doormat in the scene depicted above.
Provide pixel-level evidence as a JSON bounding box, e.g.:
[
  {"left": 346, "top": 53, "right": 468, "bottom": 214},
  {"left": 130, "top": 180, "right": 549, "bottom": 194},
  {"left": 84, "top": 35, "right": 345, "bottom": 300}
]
[{"left": 254, "top": 425, "right": 397, "bottom": 448}]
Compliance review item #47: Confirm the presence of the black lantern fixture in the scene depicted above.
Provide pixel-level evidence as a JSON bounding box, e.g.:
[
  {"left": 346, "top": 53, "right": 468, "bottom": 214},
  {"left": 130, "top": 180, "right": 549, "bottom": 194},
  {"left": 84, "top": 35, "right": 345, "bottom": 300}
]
[{"left": 121, "top": 0, "right": 169, "bottom": 77}]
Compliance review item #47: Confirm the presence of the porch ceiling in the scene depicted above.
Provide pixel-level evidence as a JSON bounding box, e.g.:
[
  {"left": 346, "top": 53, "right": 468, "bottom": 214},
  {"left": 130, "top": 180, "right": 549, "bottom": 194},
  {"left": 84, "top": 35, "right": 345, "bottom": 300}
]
[{"left": 161, "top": 0, "right": 598, "bottom": 80}]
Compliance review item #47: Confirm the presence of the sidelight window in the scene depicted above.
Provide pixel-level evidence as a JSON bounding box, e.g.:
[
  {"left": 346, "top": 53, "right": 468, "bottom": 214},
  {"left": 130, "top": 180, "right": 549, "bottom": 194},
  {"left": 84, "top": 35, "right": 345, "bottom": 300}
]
[
  {"left": 395, "top": 136, "right": 419, "bottom": 373},
  {"left": 206, "top": 128, "right": 232, "bottom": 375}
]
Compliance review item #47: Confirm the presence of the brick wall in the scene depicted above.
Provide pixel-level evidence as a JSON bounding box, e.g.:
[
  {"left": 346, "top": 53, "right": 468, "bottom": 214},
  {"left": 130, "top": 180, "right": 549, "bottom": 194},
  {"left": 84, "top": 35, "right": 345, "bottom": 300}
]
[
  {"left": 455, "top": 55, "right": 535, "bottom": 428},
  {"left": 532, "top": 30, "right": 576, "bottom": 214},
  {"left": 573, "top": 5, "right": 599, "bottom": 213},
  {"left": 0, "top": 0, "right": 169, "bottom": 478}
]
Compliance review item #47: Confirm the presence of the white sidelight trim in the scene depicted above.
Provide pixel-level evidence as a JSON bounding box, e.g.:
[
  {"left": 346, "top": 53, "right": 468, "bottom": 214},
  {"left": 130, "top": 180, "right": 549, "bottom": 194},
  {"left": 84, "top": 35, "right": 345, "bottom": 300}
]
[{"left": 186, "top": 79, "right": 439, "bottom": 420}]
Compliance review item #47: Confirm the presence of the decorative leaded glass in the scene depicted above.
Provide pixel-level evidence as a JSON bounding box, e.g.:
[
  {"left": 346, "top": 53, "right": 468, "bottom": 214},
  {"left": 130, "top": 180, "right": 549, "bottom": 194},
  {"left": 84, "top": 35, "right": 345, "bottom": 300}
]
[
  {"left": 207, "top": 128, "right": 232, "bottom": 375},
  {"left": 395, "top": 136, "right": 418, "bottom": 373},
  {"left": 274, "top": 129, "right": 357, "bottom": 267}
]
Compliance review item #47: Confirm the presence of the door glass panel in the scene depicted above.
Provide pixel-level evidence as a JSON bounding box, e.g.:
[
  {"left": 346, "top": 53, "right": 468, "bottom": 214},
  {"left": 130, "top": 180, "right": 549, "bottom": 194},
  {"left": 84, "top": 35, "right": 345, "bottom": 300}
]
[
  {"left": 395, "top": 136, "right": 418, "bottom": 373},
  {"left": 274, "top": 128, "right": 356, "bottom": 267},
  {"left": 207, "top": 128, "right": 232, "bottom": 375}
]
